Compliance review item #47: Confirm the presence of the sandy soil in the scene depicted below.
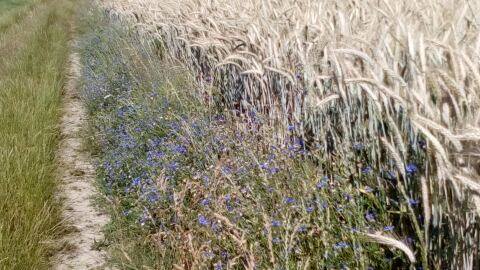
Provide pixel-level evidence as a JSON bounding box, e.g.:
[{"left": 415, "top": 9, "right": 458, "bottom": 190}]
[{"left": 53, "top": 52, "right": 110, "bottom": 270}]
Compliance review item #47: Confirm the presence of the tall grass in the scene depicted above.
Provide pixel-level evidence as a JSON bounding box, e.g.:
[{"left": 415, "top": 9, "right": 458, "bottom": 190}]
[
  {"left": 0, "top": 0, "right": 75, "bottom": 268},
  {"left": 100, "top": 1, "right": 480, "bottom": 268}
]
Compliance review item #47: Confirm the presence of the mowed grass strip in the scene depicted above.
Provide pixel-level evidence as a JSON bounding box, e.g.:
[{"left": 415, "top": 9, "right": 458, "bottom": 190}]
[{"left": 0, "top": 0, "right": 75, "bottom": 268}]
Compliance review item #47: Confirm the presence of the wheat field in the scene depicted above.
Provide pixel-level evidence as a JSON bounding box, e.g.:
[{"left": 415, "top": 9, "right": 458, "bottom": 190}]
[{"left": 95, "top": 0, "right": 480, "bottom": 268}]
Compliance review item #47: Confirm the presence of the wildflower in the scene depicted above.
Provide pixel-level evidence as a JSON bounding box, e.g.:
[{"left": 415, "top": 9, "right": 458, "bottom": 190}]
[
  {"left": 131, "top": 177, "right": 141, "bottom": 186},
  {"left": 353, "top": 142, "right": 364, "bottom": 151},
  {"left": 334, "top": 242, "right": 349, "bottom": 249},
  {"left": 365, "top": 211, "right": 375, "bottom": 222},
  {"left": 173, "top": 145, "right": 187, "bottom": 155},
  {"left": 259, "top": 162, "right": 269, "bottom": 170},
  {"left": 297, "top": 225, "right": 307, "bottom": 233},
  {"left": 405, "top": 236, "right": 414, "bottom": 245},
  {"left": 364, "top": 186, "right": 373, "bottom": 193},
  {"left": 409, "top": 198, "right": 420, "bottom": 206},
  {"left": 316, "top": 177, "right": 328, "bottom": 189},
  {"left": 147, "top": 192, "right": 159, "bottom": 203},
  {"left": 362, "top": 166, "right": 372, "bottom": 174},
  {"left": 383, "top": 225, "right": 395, "bottom": 232},
  {"left": 306, "top": 206, "right": 315, "bottom": 213},
  {"left": 321, "top": 201, "right": 329, "bottom": 209},
  {"left": 167, "top": 161, "right": 179, "bottom": 171},
  {"left": 287, "top": 124, "right": 295, "bottom": 131},
  {"left": 271, "top": 220, "right": 282, "bottom": 227},
  {"left": 284, "top": 197, "right": 296, "bottom": 204},
  {"left": 139, "top": 211, "right": 149, "bottom": 226},
  {"left": 202, "top": 175, "right": 210, "bottom": 186},
  {"left": 214, "top": 114, "right": 225, "bottom": 123},
  {"left": 268, "top": 167, "right": 280, "bottom": 174},
  {"left": 203, "top": 251, "right": 214, "bottom": 259},
  {"left": 198, "top": 215, "right": 209, "bottom": 226},
  {"left": 272, "top": 237, "right": 282, "bottom": 244},
  {"left": 220, "top": 251, "right": 229, "bottom": 259},
  {"left": 211, "top": 222, "right": 221, "bottom": 232},
  {"left": 214, "top": 262, "right": 223, "bottom": 270},
  {"left": 418, "top": 140, "right": 427, "bottom": 150},
  {"left": 205, "top": 75, "right": 213, "bottom": 83},
  {"left": 222, "top": 166, "right": 233, "bottom": 175},
  {"left": 406, "top": 163, "right": 418, "bottom": 175},
  {"left": 201, "top": 198, "right": 210, "bottom": 206}
]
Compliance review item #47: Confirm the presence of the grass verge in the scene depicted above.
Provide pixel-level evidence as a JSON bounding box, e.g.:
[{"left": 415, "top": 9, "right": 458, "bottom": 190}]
[{"left": 0, "top": 0, "right": 75, "bottom": 268}]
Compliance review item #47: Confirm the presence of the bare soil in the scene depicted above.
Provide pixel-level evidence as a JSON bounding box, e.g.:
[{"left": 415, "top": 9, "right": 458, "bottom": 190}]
[{"left": 53, "top": 52, "right": 110, "bottom": 270}]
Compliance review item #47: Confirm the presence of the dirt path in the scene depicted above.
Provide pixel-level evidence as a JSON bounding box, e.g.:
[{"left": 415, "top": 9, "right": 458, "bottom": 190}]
[{"left": 53, "top": 52, "right": 110, "bottom": 270}]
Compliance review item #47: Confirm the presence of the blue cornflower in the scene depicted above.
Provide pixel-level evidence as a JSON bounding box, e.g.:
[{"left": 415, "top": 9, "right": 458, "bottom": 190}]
[
  {"left": 362, "top": 166, "right": 372, "bottom": 174},
  {"left": 409, "top": 198, "right": 420, "bottom": 206},
  {"left": 220, "top": 251, "right": 229, "bottom": 259},
  {"left": 201, "top": 198, "right": 210, "bottom": 206},
  {"left": 139, "top": 211, "right": 149, "bottom": 226},
  {"left": 406, "top": 163, "right": 418, "bottom": 175},
  {"left": 214, "top": 263, "right": 223, "bottom": 270},
  {"left": 316, "top": 177, "right": 328, "bottom": 189},
  {"left": 198, "top": 215, "right": 209, "bottom": 226},
  {"left": 147, "top": 192, "right": 159, "bottom": 203},
  {"left": 205, "top": 75, "right": 213, "bottom": 83},
  {"left": 222, "top": 166, "right": 233, "bottom": 175},
  {"left": 167, "top": 162, "right": 179, "bottom": 171},
  {"left": 365, "top": 211, "right": 375, "bottom": 222},
  {"left": 288, "top": 124, "right": 295, "bottom": 131},
  {"left": 131, "top": 177, "right": 141, "bottom": 186},
  {"left": 297, "top": 225, "right": 307, "bottom": 233},
  {"left": 334, "top": 242, "right": 349, "bottom": 249},
  {"left": 306, "top": 206, "right": 315, "bottom": 213},
  {"left": 173, "top": 145, "right": 187, "bottom": 155},
  {"left": 353, "top": 142, "right": 364, "bottom": 151},
  {"left": 259, "top": 162, "right": 269, "bottom": 170},
  {"left": 418, "top": 140, "right": 427, "bottom": 150},
  {"left": 268, "top": 167, "right": 280, "bottom": 174},
  {"left": 203, "top": 251, "right": 214, "bottom": 259},
  {"left": 383, "top": 225, "right": 395, "bottom": 232},
  {"left": 284, "top": 197, "right": 296, "bottom": 204},
  {"left": 271, "top": 220, "right": 282, "bottom": 227},
  {"left": 405, "top": 236, "right": 415, "bottom": 245},
  {"left": 272, "top": 237, "right": 282, "bottom": 244}
]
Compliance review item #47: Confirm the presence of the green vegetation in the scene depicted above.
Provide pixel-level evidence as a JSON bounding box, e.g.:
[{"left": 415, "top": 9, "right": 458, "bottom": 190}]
[
  {"left": 0, "top": 0, "right": 35, "bottom": 30},
  {"left": 0, "top": 0, "right": 75, "bottom": 268},
  {"left": 0, "top": 0, "right": 31, "bottom": 13}
]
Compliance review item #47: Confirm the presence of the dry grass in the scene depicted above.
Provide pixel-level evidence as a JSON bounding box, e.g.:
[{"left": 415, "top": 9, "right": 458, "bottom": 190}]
[{"left": 99, "top": 0, "right": 480, "bottom": 268}]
